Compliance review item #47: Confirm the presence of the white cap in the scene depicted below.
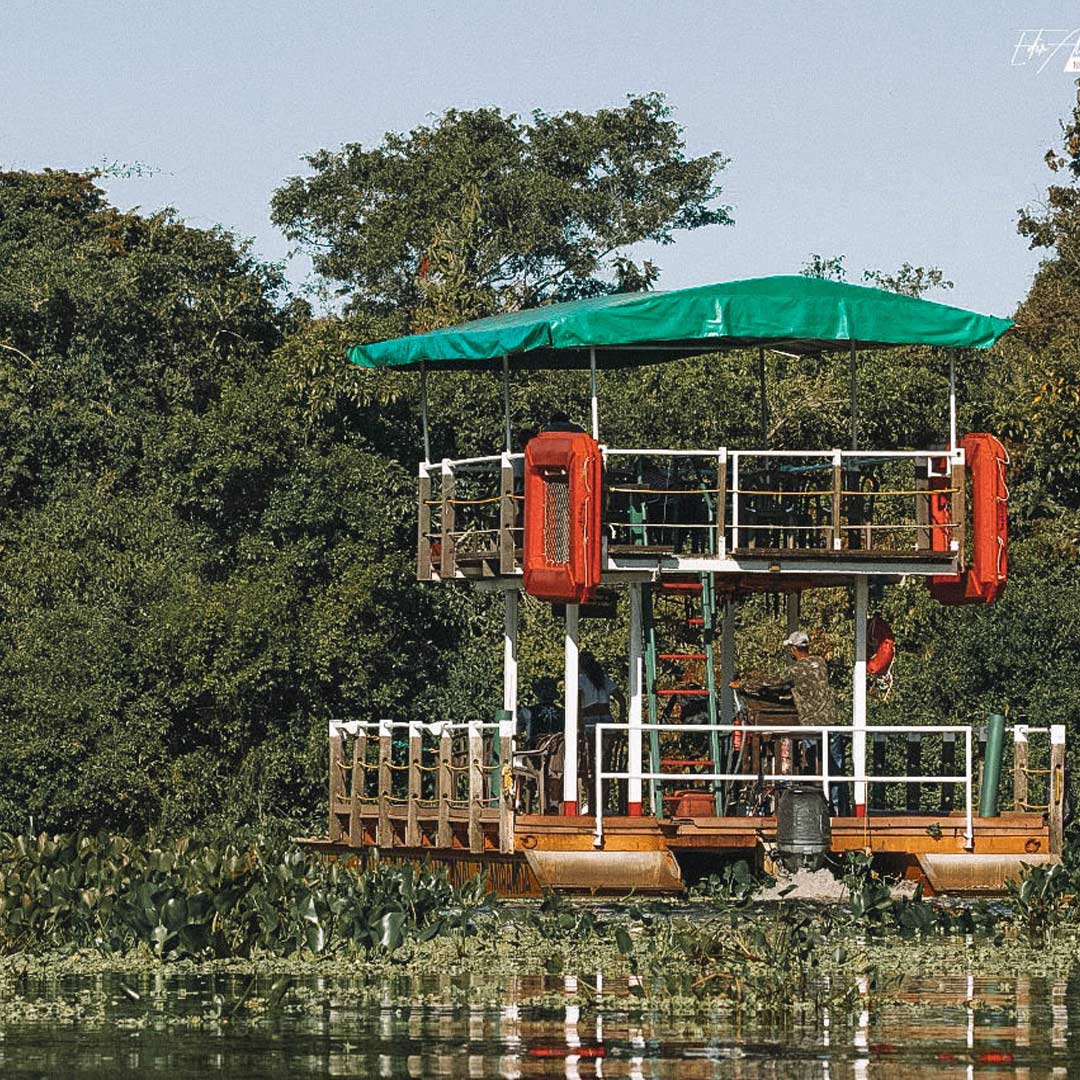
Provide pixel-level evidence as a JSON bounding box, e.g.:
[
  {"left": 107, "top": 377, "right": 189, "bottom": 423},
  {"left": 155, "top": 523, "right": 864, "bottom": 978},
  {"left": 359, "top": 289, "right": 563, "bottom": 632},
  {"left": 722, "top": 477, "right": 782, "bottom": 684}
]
[{"left": 782, "top": 630, "right": 810, "bottom": 648}]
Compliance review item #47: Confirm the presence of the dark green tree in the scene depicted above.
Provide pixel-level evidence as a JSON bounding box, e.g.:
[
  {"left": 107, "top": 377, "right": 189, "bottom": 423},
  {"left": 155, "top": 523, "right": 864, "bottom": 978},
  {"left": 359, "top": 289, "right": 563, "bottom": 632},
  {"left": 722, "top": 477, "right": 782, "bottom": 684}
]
[
  {"left": 0, "top": 171, "right": 468, "bottom": 834},
  {"left": 271, "top": 94, "right": 731, "bottom": 328}
]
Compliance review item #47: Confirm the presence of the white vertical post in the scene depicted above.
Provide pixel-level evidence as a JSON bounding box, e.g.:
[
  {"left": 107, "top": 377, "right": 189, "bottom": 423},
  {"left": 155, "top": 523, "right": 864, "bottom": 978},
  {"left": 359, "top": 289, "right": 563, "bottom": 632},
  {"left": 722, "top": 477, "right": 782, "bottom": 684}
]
[
  {"left": 503, "top": 588, "right": 518, "bottom": 728},
  {"left": 948, "top": 353, "right": 957, "bottom": 450},
  {"left": 563, "top": 603, "right": 580, "bottom": 814},
  {"left": 853, "top": 576, "right": 868, "bottom": 816},
  {"left": 501, "top": 353, "right": 512, "bottom": 452},
  {"left": 720, "top": 599, "right": 736, "bottom": 725},
  {"left": 730, "top": 453, "right": 740, "bottom": 551},
  {"left": 821, "top": 725, "right": 830, "bottom": 801},
  {"left": 627, "top": 583, "right": 644, "bottom": 816},
  {"left": 589, "top": 346, "right": 599, "bottom": 441}
]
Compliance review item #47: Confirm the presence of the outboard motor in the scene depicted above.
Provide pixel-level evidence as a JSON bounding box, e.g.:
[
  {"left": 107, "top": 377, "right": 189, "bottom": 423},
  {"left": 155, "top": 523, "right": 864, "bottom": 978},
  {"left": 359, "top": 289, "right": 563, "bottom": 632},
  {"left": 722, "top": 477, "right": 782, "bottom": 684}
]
[{"left": 776, "top": 784, "right": 831, "bottom": 872}]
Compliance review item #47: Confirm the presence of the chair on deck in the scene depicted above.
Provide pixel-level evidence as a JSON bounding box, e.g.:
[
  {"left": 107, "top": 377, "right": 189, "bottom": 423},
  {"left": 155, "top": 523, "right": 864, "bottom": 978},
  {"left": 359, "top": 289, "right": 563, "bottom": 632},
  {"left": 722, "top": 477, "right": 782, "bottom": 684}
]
[{"left": 513, "top": 733, "right": 564, "bottom": 814}]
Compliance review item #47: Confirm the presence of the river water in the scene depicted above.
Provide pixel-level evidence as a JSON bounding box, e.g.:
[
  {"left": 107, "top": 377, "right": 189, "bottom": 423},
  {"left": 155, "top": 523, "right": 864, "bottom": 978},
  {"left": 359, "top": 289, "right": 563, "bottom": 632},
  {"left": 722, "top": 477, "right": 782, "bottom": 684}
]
[{"left": 0, "top": 968, "right": 1073, "bottom": 1078}]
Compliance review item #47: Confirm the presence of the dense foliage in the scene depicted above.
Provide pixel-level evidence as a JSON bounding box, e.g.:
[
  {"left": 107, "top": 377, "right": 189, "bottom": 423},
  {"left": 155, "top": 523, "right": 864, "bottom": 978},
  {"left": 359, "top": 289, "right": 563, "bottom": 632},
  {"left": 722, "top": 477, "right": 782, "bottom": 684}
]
[
  {"left": 0, "top": 88, "right": 1076, "bottom": 836},
  {"left": 271, "top": 93, "right": 730, "bottom": 326},
  {"left": 0, "top": 171, "right": 465, "bottom": 834}
]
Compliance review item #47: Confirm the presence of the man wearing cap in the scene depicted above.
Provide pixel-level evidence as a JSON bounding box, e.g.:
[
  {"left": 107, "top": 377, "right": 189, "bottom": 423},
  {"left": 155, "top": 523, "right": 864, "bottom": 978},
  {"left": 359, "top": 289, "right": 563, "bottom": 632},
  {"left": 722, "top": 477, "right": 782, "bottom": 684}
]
[{"left": 741, "top": 631, "right": 849, "bottom": 815}]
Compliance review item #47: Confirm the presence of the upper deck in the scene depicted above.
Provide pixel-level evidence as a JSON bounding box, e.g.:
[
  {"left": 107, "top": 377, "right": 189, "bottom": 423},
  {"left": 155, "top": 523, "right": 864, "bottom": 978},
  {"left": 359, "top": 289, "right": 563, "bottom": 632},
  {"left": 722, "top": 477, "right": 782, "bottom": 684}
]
[{"left": 417, "top": 442, "right": 965, "bottom": 584}]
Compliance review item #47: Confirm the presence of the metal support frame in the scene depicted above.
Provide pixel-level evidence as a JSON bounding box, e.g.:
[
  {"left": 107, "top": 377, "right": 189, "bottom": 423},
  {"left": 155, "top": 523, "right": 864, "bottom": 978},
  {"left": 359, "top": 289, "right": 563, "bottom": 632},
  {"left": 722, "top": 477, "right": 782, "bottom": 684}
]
[
  {"left": 420, "top": 361, "right": 431, "bottom": 464},
  {"left": 503, "top": 589, "right": 518, "bottom": 727},
  {"left": 589, "top": 346, "right": 599, "bottom": 440},
  {"left": 849, "top": 340, "right": 858, "bottom": 451},
  {"left": 720, "top": 599, "right": 736, "bottom": 725},
  {"left": 757, "top": 346, "right": 768, "bottom": 445},
  {"left": 853, "top": 576, "right": 869, "bottom": 815},
  {"left": 627, "top": 583, "right": 644, "bottom": 815},
  {"left": 949, "top": 352, "right": 957, "bottom": 450},
  {"left": 730, "top": 453, "right": 740, "bottom": 551},
  {"left": 501, "top": 354, "right": 512, "bottom": 452},
  {"left": 563, "top": 603, "right": 580, "bottom": 814},
  {"left": 643, "top": 584, "right": 662, "bottom": 817},
  {"left": 700, "top": 573, "right": 723, "bottom": 813}
]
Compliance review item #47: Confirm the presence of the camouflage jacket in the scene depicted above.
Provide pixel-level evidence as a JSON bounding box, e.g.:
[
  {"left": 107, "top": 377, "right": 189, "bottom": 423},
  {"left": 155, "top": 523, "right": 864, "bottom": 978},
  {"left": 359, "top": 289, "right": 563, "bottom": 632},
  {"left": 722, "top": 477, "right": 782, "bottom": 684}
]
[{"left": 751, "top": 655, "right": 837, "bottom": 727}]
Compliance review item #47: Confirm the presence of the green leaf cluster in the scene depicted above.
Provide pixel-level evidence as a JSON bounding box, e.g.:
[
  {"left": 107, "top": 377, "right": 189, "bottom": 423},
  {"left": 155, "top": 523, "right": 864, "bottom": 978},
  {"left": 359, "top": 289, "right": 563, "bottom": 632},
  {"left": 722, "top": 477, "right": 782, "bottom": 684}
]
[{"left": 0, "top": 830, "right": 488, "bottom": 959}]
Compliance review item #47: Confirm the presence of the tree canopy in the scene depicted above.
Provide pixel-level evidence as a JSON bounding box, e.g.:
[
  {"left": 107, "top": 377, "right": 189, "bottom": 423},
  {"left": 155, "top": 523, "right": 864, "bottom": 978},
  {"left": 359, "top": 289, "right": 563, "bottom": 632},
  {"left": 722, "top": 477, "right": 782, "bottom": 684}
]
[{"left": 271, "top": 93, "right": 731, "bottom": 330}]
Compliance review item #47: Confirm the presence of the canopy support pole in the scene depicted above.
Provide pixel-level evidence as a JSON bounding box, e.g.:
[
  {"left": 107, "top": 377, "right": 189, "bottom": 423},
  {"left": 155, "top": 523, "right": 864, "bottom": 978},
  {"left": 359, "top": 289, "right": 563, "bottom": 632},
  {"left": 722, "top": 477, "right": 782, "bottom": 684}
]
[
  {"left": 627, "top": 583, "right": 644, "bottom": 816},
  {"left": 589, "top": 346, "right": 599, "bottom": 441},
  {"left": 853, "top": 576, "right": 868, "bottom": 816},
  {"left": 420, "top": 361, "right": 431, "bottom": 464},
  {"left": 949, "top": 353, "right": 957, "bottom": 450},
  {"left": 758, "top": 347, "right": 768, "bottom": 445},
  {"left": 501, "top": 354, "right": 512, "bottom": 452},
  {"left": 849, "top": 340, "right": 858, "bottom": 451},
  {"left": 562, "top": 603, "right": 580, "bottom": 815}
]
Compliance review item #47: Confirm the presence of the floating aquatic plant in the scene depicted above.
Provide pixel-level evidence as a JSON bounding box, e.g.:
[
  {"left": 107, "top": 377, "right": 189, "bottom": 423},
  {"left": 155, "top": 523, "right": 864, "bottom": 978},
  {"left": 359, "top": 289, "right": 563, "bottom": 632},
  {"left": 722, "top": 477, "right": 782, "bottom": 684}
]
[{"left": 0, "top": 831, "right": 493, "bottom": 960}]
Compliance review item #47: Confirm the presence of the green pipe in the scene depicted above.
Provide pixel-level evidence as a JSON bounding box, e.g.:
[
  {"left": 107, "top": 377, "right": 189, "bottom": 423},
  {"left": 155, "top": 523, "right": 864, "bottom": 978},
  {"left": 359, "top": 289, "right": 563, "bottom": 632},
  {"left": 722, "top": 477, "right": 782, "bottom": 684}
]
[{"left": 979, "top": 712, "right": 1006, "bottom": 818}]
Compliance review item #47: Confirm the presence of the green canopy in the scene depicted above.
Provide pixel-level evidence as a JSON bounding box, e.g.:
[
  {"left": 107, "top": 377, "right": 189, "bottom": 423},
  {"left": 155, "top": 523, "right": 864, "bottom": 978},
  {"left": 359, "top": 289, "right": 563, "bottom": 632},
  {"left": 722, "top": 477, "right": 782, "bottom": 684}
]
[{"left": 347, "top": 275, "right": 1013, "bottom": 372}]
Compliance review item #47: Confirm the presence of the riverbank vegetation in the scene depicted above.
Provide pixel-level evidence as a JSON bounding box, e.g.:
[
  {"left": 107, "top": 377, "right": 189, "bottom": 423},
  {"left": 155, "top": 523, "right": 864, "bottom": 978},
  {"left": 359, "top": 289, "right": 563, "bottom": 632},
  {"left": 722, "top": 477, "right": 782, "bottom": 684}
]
[
  {"left": 0, "top": 833, "right": 1075, "bottom": 959},
  {"left": 0, "top": 89, "right": 1078, "bottom": 842}
]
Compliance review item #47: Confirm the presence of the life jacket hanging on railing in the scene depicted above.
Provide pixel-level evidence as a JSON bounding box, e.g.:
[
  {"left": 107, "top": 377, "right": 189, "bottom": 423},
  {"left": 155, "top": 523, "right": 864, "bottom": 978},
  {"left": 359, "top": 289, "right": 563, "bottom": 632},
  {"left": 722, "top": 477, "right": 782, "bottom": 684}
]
[
  {"left": 522, "top": 431, "right": 603, "bottom": 604},
  {"left": 867, "top": 614, "right": 895, "bottom": 678},
  {"left": 927, "top": 432, "right": 1009, "bottom": 606},
  {"left": 867, "top": 613, "right": 896, "bottom": 699}
]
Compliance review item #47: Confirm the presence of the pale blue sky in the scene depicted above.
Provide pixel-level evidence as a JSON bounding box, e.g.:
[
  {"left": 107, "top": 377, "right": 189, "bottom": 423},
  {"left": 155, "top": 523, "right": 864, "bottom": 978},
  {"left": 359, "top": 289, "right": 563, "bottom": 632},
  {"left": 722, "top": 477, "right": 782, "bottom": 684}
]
[{"left": 4, "top": 2, "right": 1080, "bottom": 316}]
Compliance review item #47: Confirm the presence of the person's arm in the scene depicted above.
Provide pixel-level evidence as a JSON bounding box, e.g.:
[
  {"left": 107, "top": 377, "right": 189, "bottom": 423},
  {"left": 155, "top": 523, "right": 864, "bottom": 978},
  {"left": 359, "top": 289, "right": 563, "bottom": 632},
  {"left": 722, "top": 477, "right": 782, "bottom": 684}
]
[{"left": 738, "top": 671, "right": 794, "bottom": 699}]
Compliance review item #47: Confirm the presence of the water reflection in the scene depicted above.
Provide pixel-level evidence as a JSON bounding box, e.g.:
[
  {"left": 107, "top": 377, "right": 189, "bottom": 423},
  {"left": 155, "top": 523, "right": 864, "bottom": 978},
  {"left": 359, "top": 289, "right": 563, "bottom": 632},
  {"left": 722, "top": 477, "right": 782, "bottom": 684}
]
[{"left": 0, "top": 968, "right": 1072, "bottom": 1077}]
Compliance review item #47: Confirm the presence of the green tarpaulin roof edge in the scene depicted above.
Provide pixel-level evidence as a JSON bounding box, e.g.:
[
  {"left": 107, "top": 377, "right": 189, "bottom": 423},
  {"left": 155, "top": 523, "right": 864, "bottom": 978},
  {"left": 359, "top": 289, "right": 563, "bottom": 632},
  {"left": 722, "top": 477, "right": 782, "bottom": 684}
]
[{"left": 347, "top": 275, "right": 1014, "bottom": 372}]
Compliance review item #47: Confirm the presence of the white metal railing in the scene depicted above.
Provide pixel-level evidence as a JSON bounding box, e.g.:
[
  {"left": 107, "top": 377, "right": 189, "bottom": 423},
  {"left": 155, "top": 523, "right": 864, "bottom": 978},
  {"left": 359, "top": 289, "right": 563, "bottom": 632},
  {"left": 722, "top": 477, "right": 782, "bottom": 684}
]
[
  {"left": 603, "top": 447, "right": 727, "bottom": 556},
  {"left": 418, "top": 444, "right": 965, "bottom": 574},
  {"left": 593, "top": 722, "right": 974, "bottom": 850},
  {"left": 727, "top": 447, "right": 964, "bottom": 554},
  {"left": 329, "top": 719, "right": 510, "bottom": 737}
]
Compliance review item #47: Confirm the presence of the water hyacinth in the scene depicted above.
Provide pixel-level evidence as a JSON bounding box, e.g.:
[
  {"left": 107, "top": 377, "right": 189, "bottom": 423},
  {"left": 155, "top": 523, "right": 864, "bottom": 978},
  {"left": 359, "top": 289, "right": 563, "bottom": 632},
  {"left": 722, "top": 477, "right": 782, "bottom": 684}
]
[{"left": 0, "top": 832, "right": 494, "bottom": 959}]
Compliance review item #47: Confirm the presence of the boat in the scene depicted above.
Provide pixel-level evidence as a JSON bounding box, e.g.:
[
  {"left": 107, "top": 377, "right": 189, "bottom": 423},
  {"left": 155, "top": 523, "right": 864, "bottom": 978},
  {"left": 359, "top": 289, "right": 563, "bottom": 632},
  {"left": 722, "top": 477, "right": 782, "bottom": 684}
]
[{"left": 305, "top": 276, "right": 1063, "bottom": 896}]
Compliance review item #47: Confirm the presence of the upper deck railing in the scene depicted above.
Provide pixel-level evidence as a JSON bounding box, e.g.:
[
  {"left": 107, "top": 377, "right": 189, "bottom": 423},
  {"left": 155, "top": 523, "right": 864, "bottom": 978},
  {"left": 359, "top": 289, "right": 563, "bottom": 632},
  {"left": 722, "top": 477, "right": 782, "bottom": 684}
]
[{"left": 417, "top": 445, "right": 965, "bottom": 580}]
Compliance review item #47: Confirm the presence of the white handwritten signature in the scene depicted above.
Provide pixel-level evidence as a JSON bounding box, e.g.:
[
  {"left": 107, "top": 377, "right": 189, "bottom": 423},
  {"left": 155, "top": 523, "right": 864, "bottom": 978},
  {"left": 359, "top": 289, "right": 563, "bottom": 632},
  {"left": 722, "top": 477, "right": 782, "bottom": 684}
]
[{"left": 1012, "top": 29, "right": 1080, "bottom": 73}]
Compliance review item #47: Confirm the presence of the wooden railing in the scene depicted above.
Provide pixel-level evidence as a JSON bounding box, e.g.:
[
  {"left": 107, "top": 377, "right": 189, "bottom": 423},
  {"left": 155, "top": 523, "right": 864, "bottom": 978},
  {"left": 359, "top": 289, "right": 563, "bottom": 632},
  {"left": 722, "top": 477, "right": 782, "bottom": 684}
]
[
  {"left": 327, "top": 720, "right": 515, "bottom": 854},
  {"left": 418, "top": 454, "right": 523, "bottom": 580}
]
